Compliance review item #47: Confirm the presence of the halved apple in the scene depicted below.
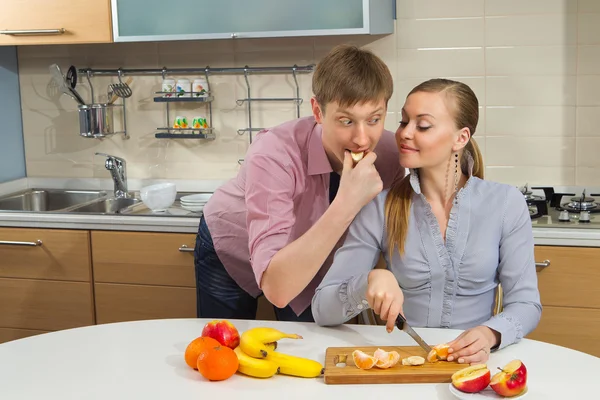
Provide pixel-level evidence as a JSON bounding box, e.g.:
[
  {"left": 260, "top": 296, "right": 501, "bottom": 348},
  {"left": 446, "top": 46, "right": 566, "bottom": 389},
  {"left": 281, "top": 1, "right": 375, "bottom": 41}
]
[
  {"left": 490, "top": 359, "right": 527, "bottom": 397},
  {"left": 451, "top": 364, "right": 491, "bottom": 393}
]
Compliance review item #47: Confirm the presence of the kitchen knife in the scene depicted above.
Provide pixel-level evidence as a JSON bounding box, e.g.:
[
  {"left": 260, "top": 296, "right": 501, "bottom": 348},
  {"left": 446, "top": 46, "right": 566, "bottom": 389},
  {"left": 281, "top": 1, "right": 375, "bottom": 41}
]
[{"left": 395, "top": 314, "right": 433, "bottom": 355}]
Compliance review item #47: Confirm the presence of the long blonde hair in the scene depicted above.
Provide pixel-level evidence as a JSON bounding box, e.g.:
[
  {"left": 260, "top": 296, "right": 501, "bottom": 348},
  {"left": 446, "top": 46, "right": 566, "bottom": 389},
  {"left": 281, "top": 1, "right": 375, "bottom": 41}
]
[{"left": 385, "top": 79, "right": 484, "bottom": 256}]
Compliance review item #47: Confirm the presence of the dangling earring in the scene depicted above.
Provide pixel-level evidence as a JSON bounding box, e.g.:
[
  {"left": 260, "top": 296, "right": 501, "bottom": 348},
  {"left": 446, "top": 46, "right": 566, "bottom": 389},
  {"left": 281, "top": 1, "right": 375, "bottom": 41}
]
[{"left": 454, "top": 153, "right": 459, "bottom": 205}]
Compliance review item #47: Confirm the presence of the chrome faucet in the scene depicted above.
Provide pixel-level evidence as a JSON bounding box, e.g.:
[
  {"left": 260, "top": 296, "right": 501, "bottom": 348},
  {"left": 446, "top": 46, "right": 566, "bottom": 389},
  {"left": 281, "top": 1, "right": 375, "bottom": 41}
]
[{"left": 95, "top": 152, "right": 129, "bottom": 198}]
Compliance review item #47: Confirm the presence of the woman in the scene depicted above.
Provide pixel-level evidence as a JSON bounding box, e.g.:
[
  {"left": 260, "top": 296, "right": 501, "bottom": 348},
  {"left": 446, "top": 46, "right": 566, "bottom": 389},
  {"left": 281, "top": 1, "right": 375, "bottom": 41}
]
[{"left": 311, "top": 78, "right": 542, "bottom": 365}]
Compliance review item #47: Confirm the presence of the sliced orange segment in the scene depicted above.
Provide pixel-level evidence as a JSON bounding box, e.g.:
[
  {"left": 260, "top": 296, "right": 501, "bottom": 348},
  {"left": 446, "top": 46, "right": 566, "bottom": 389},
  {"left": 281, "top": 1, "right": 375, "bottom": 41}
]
[
  {"left": 427, "top": 343, "right": 450, "bottom": 362},
  {"left": 373, "top": 348, "right": 401, "bottom": 369},
  {"left": 352, "top": 349, "right": 377, "bottom": 370}
]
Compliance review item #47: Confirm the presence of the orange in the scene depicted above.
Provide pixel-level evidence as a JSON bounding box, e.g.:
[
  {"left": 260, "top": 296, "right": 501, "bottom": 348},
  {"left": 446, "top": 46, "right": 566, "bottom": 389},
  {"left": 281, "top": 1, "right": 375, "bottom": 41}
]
[
  {"left": 184, "top": 336, "right": 221, "bottom": 369},
  {"left": 373, "top": 348, "right": 400, "bottom": 369},
  {"left": 197, "top": 344, "right": 239, "bottom": 381},
  {"left": 352, "top": 350, "right": 377, "bottom": 370},
  {"left": 427, "top": 343, "right": 450, "bottom": 363}
]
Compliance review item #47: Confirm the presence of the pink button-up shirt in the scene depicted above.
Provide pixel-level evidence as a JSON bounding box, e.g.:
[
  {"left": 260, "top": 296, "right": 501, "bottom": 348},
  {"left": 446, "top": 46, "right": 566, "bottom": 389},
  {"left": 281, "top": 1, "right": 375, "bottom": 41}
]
[{"left": 203, "top": 115, "right": 403, "bottom": 315}]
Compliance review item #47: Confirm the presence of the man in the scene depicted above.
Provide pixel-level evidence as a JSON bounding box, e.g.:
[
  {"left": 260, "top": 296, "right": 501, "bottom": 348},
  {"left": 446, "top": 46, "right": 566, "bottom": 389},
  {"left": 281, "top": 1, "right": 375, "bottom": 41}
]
[{"left": 195, "top": 44, "right": 404, "bottom": 322}]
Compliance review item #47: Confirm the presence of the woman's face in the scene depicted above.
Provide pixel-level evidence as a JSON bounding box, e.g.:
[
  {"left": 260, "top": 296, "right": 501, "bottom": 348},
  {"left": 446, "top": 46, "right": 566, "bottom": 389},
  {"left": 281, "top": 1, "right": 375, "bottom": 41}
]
[{"left": 396, "top": 91, "right": 469, "bottom": 170}]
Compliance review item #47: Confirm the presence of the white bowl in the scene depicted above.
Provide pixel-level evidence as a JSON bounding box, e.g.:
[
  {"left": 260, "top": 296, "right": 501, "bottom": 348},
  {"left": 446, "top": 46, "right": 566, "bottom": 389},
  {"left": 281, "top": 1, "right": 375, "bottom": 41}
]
[{"left": 140, "top": 182, "right": 177, "bottom": 212}]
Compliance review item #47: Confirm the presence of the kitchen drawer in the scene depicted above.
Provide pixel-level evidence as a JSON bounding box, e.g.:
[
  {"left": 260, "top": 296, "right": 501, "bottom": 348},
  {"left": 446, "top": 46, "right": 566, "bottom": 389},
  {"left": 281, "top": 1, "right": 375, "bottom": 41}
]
[
  {"left": 0, "top": 227, "right": 91, "bottom": 282},
  {"left": 534, "top": 246, "right": 600, "bottom": 308},
  {"left": 0, "top": 327, "right": 49, "bottom": 344},
  {"left": 0, "top": 278, "right": 94, "bottom": 331},
  {"left": 527, "top": 305, "right": 600, "bottom": 357},
  {"left": 92, "top": 231, "right": 196, "bottom": 287},
  {"left": 0, "top": 0, "right": 112, "bottom": 46},
  {"left": 95, "top": 283, "right": 196, "bottom": 324}
]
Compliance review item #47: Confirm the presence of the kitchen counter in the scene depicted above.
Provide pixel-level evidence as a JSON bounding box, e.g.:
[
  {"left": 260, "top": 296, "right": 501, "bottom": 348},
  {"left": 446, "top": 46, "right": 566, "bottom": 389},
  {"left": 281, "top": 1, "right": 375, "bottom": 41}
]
[
  {"left": 0, "top": 318, "right": 596, "bottom": 399},
  {"left": 2, "top": 178, "right": 600, "bottom": 245}
]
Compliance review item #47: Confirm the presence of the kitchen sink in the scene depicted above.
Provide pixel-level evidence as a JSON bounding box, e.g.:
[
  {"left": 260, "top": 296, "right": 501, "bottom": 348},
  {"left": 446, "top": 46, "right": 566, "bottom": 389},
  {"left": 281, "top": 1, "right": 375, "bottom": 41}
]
[
  {"left": 68, "top": 197, "right": 142, "bottom": 214},
  {"left": 0, "top": 189, "right": 108, "bottom": 212}
]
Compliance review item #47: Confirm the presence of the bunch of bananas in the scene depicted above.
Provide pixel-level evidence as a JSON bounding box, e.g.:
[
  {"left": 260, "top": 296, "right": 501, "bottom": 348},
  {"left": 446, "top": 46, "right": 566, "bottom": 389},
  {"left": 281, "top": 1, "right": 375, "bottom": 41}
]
[{"left": 235, "top": 327, "right": 324, "bottom": 379}]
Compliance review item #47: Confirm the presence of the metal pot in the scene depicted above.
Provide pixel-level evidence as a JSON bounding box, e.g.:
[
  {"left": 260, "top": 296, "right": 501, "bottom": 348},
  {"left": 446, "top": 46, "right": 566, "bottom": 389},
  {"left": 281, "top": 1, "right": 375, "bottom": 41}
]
[{"left": 78, "top": 103, "right": 120, "bottom": 138}]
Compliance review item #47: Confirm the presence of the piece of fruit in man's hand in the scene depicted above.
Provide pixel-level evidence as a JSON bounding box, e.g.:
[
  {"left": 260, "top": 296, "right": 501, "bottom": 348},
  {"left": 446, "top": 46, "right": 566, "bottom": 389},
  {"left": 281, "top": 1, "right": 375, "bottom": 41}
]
[
  {"left": 451, "top": 364, "right": 491, "bottom": 393},
  {"left": 490, "top": 359, "right": 527, "bottom": 397},
  {"left": 350, "top": 151, "right": 364, "bottom": 164}
]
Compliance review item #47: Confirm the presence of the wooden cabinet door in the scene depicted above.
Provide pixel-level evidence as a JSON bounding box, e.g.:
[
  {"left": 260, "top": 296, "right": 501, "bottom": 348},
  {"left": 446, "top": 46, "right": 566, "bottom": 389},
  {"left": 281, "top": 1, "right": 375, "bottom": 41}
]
[
  {"left": 0, "top": 278, "right": 94, "bottom": 331},
  {"left": 94, "top": 283, "right": 196, "bottom": 324},
  {"left": 0, "top": 227, "right": 91, "bottom": 282},
  {"left": 527, "top": 306, "right": 600, "bottom": 357},
  {"left": 0, "top": 0, "right": 112, "bottom": 46},
  {"left": 528, "top": 246, "right": 600, "bottom": 357},
  {"left": 91, "top": 231, "right": 196, "bottom": 287},
  {"left": 534, "top": 246, "right": 600, "bottom": 308}
]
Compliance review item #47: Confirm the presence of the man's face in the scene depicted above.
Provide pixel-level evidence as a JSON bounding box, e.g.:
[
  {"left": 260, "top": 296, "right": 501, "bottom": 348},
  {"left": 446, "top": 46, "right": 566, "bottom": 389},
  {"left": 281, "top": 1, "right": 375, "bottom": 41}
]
[{"left": 312, "top": 98, "right": 387, "bottom": 172}]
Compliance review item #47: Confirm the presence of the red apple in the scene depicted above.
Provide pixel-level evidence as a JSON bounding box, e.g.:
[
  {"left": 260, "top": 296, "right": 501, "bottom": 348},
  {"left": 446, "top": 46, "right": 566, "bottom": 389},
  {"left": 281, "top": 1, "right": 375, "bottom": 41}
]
[
  {"left": 451, "top": 364, "right": 491, "bottom": 393},
  {"left": 490, "top": 359, "right": 527, "bottom": 397},
  {"left": 201, "top": 320, "right": 240, "bottom": 349}
]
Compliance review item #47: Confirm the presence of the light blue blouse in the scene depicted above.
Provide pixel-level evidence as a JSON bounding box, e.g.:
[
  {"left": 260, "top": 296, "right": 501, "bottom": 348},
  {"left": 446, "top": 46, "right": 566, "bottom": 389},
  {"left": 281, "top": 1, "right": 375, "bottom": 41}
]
[{"left": 311, "top": 167, "right": 542, "bottom": 350}]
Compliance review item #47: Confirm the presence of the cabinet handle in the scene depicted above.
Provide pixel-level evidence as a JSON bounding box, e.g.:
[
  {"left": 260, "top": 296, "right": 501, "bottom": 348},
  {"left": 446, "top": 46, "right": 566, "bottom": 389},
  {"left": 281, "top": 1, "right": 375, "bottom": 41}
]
[
  {"left": 1, "top": 28, "right": 66, "bottom": 36},
  {"left": 535, "top": 260, "right": 550, "bottom": 270},
  {"left": 178, "top": 244, "right": 194, "bottom": 253},
  {"left": 0, "top": 240, "right": 43, "bottom": 247}
]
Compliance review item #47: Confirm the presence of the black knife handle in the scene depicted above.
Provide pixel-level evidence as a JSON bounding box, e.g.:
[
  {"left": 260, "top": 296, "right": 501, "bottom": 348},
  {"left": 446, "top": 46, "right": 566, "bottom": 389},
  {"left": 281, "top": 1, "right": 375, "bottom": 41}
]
[{"left": 395, "top": 314, "right": 406, "bottom": 329}]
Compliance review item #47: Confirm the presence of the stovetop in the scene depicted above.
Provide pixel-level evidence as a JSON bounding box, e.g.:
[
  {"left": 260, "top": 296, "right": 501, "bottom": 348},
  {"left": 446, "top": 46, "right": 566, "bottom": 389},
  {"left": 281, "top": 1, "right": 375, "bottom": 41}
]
[{"left": 522, "top": 184, "right": 600, "bottom": 229}]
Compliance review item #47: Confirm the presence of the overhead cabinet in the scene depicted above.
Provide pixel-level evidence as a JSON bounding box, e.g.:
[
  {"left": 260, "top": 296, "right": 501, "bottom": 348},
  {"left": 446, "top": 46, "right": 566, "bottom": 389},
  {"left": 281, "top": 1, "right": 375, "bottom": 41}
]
[
  {"left": 111, "top": 0, "right": 394, "bottom": 42},
  {"left": 0, "top": 0, "right": 112, "bottom": 46}
]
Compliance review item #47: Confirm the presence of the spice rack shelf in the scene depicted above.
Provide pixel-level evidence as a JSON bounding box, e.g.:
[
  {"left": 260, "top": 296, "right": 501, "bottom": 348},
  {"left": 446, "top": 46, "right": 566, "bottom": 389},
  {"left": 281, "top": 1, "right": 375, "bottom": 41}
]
[
  {"left": 153, "top": 94, "right": 214, "bottom": 103},
  {"left": 77, "top": 65, "right": 315, "bottom": 151}
]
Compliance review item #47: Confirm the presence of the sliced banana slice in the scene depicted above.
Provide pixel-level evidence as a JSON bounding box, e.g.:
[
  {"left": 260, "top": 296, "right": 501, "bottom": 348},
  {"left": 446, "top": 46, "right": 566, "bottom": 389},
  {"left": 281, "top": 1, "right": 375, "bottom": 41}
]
[
  {"left": 402, "top": 356, "right": 425, "bottom": 366},
  {"left": 350, "top": 151, "right": 364, "bottom": 163}
]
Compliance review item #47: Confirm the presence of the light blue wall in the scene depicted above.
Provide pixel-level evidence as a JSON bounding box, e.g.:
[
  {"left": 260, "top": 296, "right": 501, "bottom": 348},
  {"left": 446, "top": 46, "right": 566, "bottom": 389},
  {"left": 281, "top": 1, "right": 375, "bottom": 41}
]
[{"left": 0, "top": 46, "right": 26, "bottom": 183}]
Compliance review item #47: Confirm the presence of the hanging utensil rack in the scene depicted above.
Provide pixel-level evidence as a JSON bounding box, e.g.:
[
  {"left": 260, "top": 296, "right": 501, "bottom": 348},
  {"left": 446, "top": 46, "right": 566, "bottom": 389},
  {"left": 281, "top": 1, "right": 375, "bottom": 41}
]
[{"left": 78, "top": 65, "right": 314, "bottom": 155}]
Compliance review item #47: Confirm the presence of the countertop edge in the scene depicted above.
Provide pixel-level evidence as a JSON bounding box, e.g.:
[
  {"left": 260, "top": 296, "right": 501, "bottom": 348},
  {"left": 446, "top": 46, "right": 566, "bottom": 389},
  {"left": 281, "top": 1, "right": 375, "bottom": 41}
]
[{"left": 2, "top": 178, "right": 600, "bottom": 244}]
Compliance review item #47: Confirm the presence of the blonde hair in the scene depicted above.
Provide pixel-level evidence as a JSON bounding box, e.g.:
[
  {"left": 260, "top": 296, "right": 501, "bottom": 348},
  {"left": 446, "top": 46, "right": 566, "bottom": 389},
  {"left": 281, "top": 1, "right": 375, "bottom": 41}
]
[
  {"left": 385, "top": 78, "right": 484, "bottom": 256},
  {"left": 312, "top": 44, "right": 393, "bottom": 111}
]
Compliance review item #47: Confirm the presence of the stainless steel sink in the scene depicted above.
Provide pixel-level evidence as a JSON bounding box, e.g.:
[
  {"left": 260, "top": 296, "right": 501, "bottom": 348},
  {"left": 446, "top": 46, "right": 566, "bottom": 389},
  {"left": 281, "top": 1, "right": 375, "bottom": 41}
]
[
  {"left": 68, "top": 197, "right": 142, "bottom": 214},
  {"left": 0, "top": 189, "right": 107, "bottom": 212}
]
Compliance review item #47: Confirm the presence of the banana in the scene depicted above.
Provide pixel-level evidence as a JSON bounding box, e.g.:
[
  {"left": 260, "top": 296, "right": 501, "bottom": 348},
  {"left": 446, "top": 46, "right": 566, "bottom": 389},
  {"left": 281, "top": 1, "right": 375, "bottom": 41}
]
[
  {"left": 265, "top": 341, "right": 278, "bottom": 351},
  {"left": 240, "top": 327, "right": 302, "bottom": 358},
  {"left": 234, "top": 346, "right": 280, "bottom": 378},
  {"left": 266, "top": 351, "right": 324, "bottom": 378}
]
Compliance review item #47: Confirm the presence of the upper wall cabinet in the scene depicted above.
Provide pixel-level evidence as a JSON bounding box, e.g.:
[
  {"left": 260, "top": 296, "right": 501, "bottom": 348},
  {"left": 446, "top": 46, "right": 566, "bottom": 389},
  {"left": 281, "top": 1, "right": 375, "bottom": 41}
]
[
  {"left": 0, "top": 0, "right": 112, "bottom": 46},
  {"left": 111, "top": 0, "right": 394, "bottom": 42}
]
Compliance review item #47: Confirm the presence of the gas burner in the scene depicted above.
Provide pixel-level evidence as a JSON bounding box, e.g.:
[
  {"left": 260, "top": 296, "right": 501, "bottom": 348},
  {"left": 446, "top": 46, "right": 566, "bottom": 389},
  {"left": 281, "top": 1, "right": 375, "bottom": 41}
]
[
  {"left": 559, "top": 189, "right": 599, "bottom": 213},
  {"left": 520, "top": 183, "right": 544, "bottom": 202},
  {"left": 520, "top": 184, "right": 551, "bottom": 219}
]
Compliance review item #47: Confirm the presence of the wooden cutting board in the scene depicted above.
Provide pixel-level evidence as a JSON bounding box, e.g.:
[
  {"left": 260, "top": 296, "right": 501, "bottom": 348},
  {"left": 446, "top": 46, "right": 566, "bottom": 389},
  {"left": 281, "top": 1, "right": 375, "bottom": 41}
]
[{"left": 324, "top": 346, "right": 466, "bottom": 385}]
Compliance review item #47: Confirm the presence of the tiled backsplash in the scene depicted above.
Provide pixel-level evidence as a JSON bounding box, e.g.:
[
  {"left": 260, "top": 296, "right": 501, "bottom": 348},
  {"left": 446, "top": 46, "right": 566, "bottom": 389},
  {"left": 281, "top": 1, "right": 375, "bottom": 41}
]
[{"left": 16, "top": 0, "right": 600, "bottom": 186}]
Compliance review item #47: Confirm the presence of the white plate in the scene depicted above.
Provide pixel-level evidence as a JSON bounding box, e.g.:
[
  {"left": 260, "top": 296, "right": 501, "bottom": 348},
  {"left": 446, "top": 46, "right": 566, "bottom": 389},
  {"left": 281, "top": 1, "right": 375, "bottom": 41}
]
[
  {"left": 181, "top": 201, "right": 206, "bottom": 206},
  {"left": 180, "top": 193, "right": 212, "bottom": 203},
  {"left": 181, "top": 204, "right": 204, "bottom": 212},
  {"left": 449, "top": 384, "right": 528, "bottom": 399}
]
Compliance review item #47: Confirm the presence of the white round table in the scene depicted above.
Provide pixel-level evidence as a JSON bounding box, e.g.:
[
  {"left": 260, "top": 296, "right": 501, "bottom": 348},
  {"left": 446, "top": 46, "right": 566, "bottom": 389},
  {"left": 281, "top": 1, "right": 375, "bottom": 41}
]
[{"left": 0, "top": 319, "right": 596, "bottom": 399}]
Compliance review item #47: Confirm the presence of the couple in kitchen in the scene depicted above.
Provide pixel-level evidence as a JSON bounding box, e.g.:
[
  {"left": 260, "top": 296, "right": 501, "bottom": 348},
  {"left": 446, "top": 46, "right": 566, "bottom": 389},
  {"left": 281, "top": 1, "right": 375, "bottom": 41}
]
[{"left": 194, "top": 44, "right": 542, "bottom": 365}]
